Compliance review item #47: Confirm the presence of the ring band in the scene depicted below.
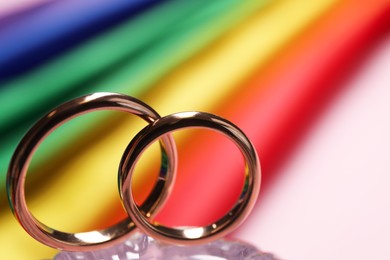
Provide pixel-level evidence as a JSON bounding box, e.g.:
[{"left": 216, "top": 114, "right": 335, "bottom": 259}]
[
  {"left": 119, "top": 111, "right": 261, "bottom": 245},
  {"left": 6, "top": 93, "right": 177, "bottom": 251}
]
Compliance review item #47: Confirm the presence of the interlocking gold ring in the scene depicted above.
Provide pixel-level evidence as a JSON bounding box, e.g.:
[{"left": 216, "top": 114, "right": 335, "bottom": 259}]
[
  {"left": 119, "top": 111, "right": 261, "bottom": 245},
  {"left": 6, "top": 93, "right": 177, "bottom": 251}
]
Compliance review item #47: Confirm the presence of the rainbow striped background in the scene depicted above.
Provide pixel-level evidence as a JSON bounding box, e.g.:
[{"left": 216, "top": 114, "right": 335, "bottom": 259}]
[{"left": 0, "top": 0, "right": 389, "bottom": 258}]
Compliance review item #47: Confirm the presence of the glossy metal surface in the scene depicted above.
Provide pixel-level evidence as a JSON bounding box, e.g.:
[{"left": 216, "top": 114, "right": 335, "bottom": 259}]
[
  {"left": 119, "top": 112, "right": 261, "bottom": 245},
  {"left": 6, "top": 92, "right": 177, "bottom": 251}
]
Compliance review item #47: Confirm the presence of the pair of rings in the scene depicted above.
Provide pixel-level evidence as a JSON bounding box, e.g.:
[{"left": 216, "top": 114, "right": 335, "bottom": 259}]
[{"left": 6, "top": 92, "right": 261, "bottom": 252}]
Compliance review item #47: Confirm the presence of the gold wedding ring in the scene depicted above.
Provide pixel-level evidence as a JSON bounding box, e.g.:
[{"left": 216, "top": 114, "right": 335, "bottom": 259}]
[
  {"left": 119, "top": 112, "right": 261, "bottom": 245},
  {"left": 6, "top": 93, "right": 177, "bottom": 251}
]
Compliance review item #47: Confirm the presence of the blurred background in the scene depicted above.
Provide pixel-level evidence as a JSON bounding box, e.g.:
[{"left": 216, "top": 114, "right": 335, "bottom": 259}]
[{"left": 0, "top": 0, "right": 389, "bottom": 259}]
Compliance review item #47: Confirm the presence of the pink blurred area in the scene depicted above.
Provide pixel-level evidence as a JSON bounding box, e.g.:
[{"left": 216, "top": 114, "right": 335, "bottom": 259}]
[
  {"left": 0, "top": 0, "right": 48, "bottom": 18},
  {"left": 236, "top": 33, "right": 390, "bottom": 259}
]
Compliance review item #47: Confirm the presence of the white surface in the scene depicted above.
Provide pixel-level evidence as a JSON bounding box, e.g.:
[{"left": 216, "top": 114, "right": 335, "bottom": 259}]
[{"left": 236, "top": 34, "right": 390, "bottom": 260}]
